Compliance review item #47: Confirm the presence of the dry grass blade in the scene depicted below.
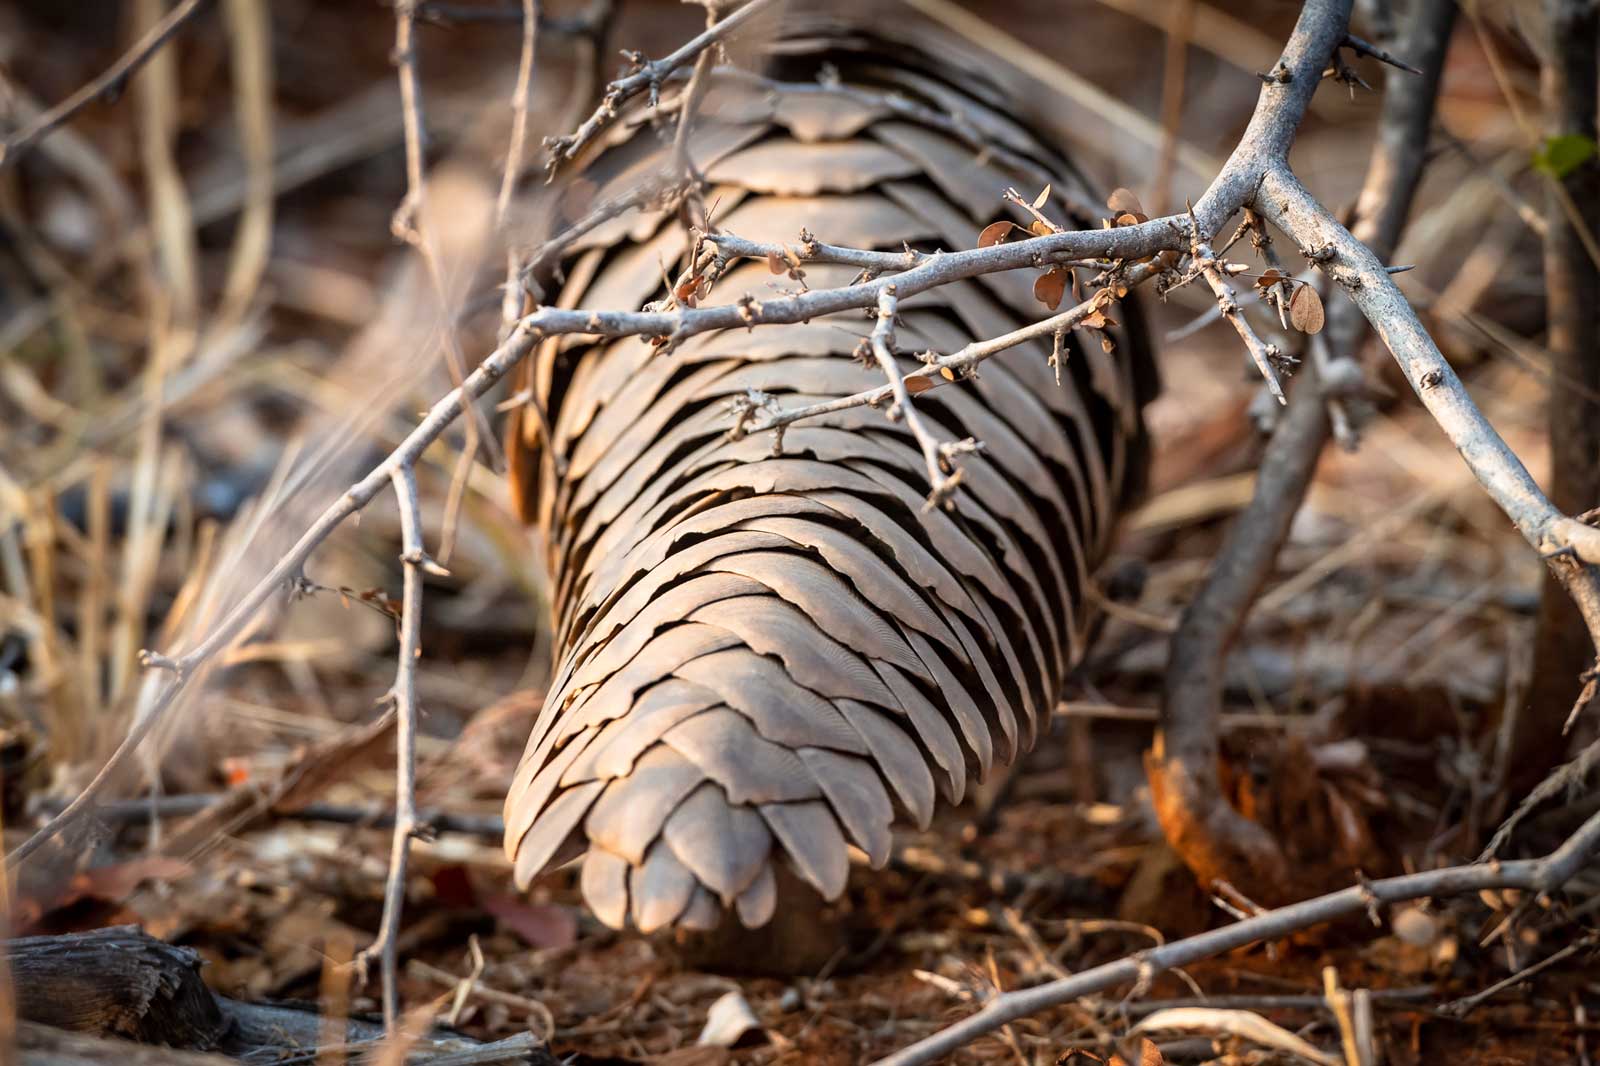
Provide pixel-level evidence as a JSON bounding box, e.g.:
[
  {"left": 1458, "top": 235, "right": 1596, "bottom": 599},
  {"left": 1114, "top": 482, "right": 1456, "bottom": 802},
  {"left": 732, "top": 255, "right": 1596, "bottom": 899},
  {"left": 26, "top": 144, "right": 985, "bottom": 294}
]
[
  {"left": 133, "top": 0, "right": 200, "bottom": 328},
  {"left": 496, "top": 0, "right": 541, "bottom": 222},
  {"left": 217, "top": 0, "right": 275, "bottom": 324},
  {"left": 1132, "top": 1007, "right": 1341, "bottom": 1066}
]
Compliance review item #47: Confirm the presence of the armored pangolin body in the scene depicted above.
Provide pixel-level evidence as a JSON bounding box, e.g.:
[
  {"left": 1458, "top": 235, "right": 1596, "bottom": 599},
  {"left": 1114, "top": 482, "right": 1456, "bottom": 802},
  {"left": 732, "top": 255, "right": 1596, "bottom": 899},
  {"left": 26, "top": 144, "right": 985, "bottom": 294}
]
[{"left": 502, "top": 14, "right": 1157, "bottom": 933}]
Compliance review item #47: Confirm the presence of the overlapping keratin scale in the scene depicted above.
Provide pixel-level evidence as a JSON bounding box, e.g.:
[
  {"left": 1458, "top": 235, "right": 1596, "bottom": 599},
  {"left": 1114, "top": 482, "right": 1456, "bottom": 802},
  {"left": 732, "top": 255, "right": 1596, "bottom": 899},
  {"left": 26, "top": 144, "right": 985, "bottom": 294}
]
[{"left": 502, "top": 27, "right": 1155, "bottom": 932}]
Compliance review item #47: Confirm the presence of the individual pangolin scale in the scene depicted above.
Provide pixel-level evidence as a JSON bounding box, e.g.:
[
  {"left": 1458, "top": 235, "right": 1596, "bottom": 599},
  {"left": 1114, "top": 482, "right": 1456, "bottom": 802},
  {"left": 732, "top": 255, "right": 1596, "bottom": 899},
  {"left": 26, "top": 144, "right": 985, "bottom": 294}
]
[{"left": 502, "top": 16, "right": 1158, "bottom": 933}]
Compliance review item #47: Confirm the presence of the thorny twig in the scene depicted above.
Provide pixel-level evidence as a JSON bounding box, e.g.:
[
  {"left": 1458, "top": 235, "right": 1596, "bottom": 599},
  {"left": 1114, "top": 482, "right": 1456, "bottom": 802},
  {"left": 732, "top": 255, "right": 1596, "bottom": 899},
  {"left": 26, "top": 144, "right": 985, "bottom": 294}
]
[
  {"left": 667, "top": 0, "right": 729, "bottom": 211},
  {"left": 1190, "top": 224, "right": 1288, "bottom": 404},
  {"left": 1258, "top": 166, "right": 1600, "bottom": 629},
  {"left": 541, "top": 0, "right": 779, "bottom": 176},
  {"left": 1151, "top": 0, "right": 1456, "bottom": 902},
  {"left": 871, "top": 808, "right": 1600, "bottom": 1066},
  {"left": 1338, "top": 32, "right": 1421, "bottom": 75},
  {"left": 866, "top": 286, "right": 977, "bottom": 510},
  {"left": 729, "top": 260, "right": 1159, "bottom": 443},
  {"left": 355, "top": 464, "right": 436, "bottom": 1030},
  {"left": 389, "top": 0, "right": 499, "bottom": 560},
  {"left": 0, "top": 0, "right": 214, "bottom": 167}
]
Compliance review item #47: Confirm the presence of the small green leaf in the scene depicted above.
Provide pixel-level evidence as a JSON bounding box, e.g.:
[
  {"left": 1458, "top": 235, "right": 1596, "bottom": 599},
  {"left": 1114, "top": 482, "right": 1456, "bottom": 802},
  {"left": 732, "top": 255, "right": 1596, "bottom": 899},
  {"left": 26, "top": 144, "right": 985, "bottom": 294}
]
[{"left": 1532, "top": 134, "right": 1598, "bottom": 179}]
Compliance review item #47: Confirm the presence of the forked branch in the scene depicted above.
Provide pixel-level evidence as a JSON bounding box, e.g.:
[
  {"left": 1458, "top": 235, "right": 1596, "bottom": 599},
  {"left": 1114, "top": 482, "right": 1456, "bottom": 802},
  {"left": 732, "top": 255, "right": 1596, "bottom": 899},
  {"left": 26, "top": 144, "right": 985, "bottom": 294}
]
[{"left": 542, "top": 0, "right": 780, "bottom": 174}]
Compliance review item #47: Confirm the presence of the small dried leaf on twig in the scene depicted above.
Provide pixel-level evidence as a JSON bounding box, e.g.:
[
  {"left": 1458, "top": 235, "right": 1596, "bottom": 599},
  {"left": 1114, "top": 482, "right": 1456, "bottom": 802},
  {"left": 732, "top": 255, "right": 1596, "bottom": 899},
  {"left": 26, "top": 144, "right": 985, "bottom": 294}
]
[
  {"left": 1034, "top": 269, "right": 1067, "bottom": 311},
  {"left": 1028, "top": 219, "right": 1055, "bottom": 237},
  {"left": 1032, "top": 183, "right": 1052, "bottom": 209},
  {"left": 978, "top": 220, "right": 1017, "bottom": 247},
  {"left": 1289, "top": 284, "right": 1325, "bottom": 333},
  {"left": 1254, "top": 269, "right": 1285, "bottom": 289},
  {"left": 766, "top": 251, "right": 785, "bottom": 274}
]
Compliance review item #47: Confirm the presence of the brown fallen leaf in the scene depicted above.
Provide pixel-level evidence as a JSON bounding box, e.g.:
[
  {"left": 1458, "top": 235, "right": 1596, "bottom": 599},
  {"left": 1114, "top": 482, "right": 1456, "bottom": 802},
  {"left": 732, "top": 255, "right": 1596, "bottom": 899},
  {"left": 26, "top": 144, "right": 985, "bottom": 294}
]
[{"left": 1290, "top": 283, "right": 1325, "bottom": 333}]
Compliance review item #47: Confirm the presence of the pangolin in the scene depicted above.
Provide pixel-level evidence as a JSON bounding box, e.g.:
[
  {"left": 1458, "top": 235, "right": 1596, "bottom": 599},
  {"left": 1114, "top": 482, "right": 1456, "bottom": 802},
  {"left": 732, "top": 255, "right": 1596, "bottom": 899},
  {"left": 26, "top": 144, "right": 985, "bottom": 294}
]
[{"left": 502, "top": 10, "right": 1157, "bottom": 935}]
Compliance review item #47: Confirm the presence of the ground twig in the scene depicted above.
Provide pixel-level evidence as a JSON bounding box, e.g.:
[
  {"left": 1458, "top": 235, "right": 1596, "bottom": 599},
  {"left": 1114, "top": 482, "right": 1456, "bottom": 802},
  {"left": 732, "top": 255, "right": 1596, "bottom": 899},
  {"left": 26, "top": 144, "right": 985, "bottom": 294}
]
[{"left": 871, "top": 807, "right": 1600, "bottom": 1066}]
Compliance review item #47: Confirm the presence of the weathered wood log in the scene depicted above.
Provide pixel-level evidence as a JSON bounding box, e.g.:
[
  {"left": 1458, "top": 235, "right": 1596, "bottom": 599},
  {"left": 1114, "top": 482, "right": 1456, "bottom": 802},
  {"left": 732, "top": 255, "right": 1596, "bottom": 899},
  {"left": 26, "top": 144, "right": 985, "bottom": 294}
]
[
  {"left": 10, "top": 926, "right": 226, "bottom": 1049},
  {"left": 5, "top": 926, "right": 556, "bottom": 1064},
  {"left": 16, "top": 1021, "right": 235, "bottom": 1066}
]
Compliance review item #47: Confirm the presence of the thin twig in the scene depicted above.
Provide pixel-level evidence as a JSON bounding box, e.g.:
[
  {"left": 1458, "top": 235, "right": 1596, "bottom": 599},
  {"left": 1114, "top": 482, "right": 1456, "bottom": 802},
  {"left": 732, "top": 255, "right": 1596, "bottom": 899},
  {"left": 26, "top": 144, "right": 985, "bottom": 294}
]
[
  {"left": 0, "top": 0, "right": 214, "bottom": 167},
  {"left": 733, "top": 261, "right": 1160, "bottom": 442},
  {"left": 1440, "top": 932, "right": 1599, "bottom": 1017},
  {"left": 1340, "top": 32, "right": 1422, "bottom": 74},
  {"left": 1479, "top": 731, "right": 1600, "bottom": 863},
  {"left": 870, "top": 807, "right": 1600, "bottom": 1066},
  {"left": 866, "top": 286, "right": 974, "bottom": 509},
  {"left": 389, "top": 0, "right": 499, "bottom": 555},
  {"left": 542, "top": 0, "right": 779, "bottom": 175},
  {"left": 1191, "top": 227, "right": 1287, "bottom": 404},
  {"left": 355, "top": 463, "right": 432, "bottom": 1031}
]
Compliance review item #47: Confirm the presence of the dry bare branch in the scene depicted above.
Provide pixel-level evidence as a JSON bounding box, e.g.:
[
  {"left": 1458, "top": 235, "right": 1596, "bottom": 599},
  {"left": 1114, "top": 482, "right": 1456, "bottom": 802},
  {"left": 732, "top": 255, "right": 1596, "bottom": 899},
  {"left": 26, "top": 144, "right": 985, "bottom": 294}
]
[
  {"left": 542, "top": 0, "right": 780, "bottom": 175},
  {"left": 355, "top": 463, "right": 431, "bottom": 1031},
  {"left": 865, "top": 286, "right": 974, "bottom": 509},
  {"left": 1521, "top": 0, "right": 1600, "bottom": 786},
  {"left": 1151, "top": 0, "right": 1456, "bottom": 904}
]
